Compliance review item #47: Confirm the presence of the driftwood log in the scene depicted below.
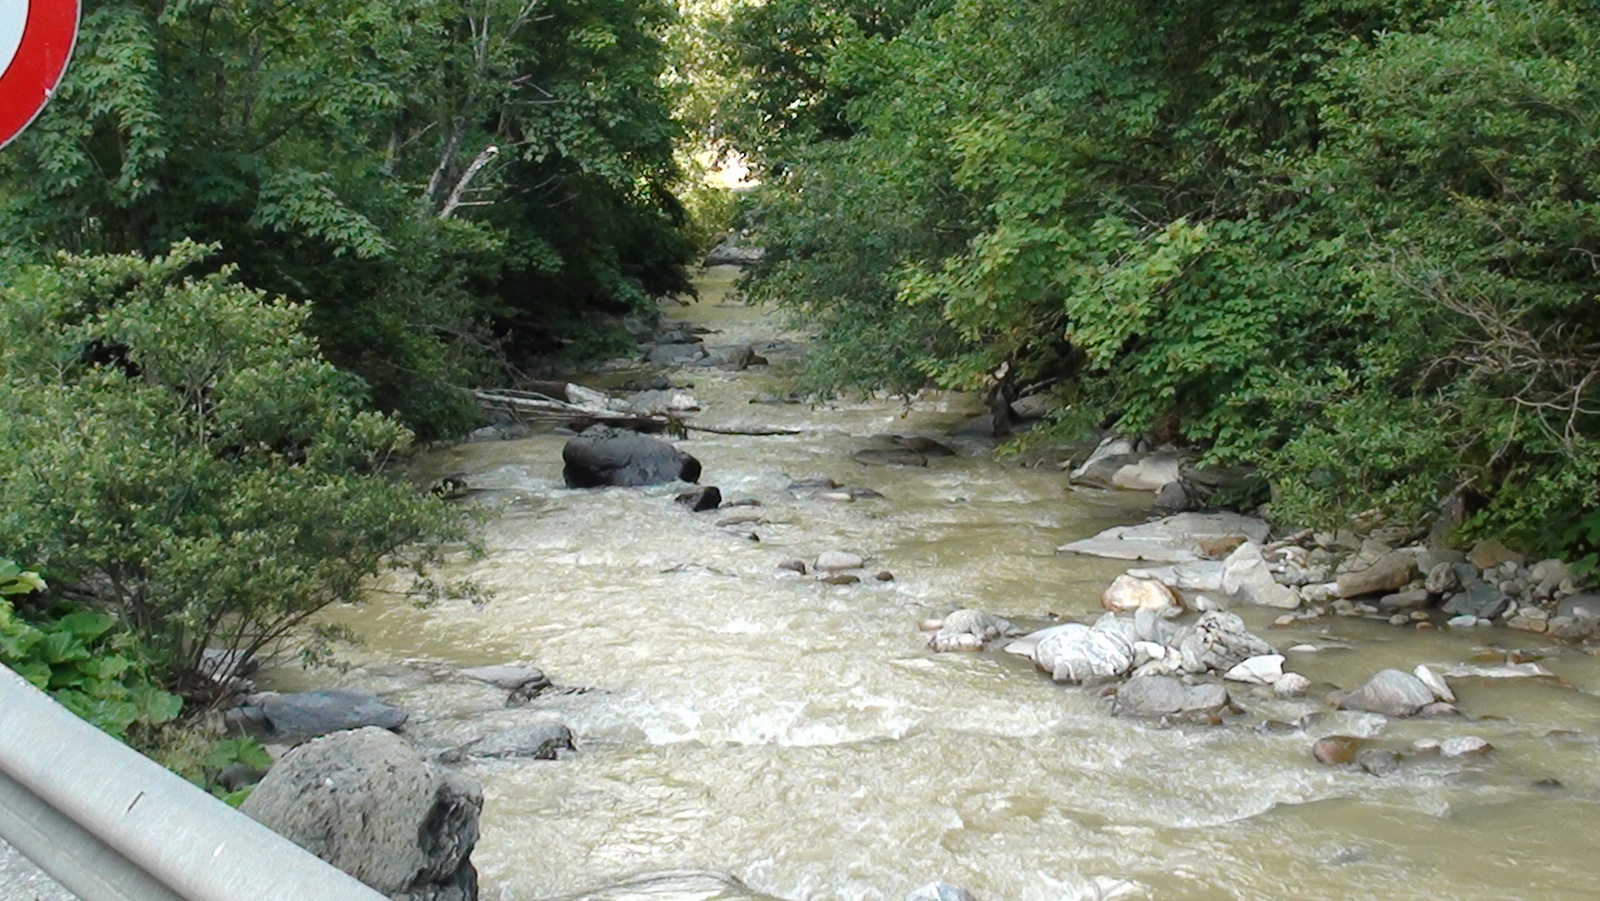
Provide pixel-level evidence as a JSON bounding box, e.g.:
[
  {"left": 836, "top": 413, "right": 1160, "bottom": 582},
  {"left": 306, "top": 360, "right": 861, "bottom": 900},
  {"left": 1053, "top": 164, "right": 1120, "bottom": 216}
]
[{"left": 472, "top": 389, "right": 801, "bottom": 437}]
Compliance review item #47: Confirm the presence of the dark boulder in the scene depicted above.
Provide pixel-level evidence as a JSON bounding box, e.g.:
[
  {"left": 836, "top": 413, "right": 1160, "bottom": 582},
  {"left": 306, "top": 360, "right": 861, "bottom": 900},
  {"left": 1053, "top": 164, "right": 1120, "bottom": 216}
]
[
  {"left": 562, "top": 430, "right": 701, "bottom": 488},
  {"left": 675, "top": 486, "right": 722, "bottom": 512}
]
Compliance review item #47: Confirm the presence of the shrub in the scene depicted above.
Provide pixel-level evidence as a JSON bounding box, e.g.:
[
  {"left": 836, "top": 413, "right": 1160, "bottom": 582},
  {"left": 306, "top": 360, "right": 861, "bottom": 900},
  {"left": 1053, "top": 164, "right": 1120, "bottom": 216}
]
[{"left": 0, "top": 243, "right": 468, "bottom": 692}]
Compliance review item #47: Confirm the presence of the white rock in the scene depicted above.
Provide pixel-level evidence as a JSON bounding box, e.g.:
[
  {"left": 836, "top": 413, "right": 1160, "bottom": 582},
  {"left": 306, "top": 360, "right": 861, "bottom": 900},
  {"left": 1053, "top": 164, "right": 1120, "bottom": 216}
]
[
  {"left": 1110, "top": 455, "right": 1185, "bottom": 491},
  {"left": 1220, "top": 542, "right": 1300, "bottom": 609},
  {"left": 1192, "top": 595, "right": 1223, "bottom": 612},
  {"left": 1033, "top": 624, "right": 1135, "bottom": 684},
  {"left": 1272, "top": 672, "right": 1312, "bottom": 697},
  {"left": 1300, "top": 581, "right": 1340, "bottom": 602},
  {"left": 1126, "top": 561, "right": 1226, "bottom": 592},
  {"left": 1447, "top": 614, "right": 1479, "bottom": 628},
  {"left": 1441, "top": 736, "right": 1493, "bottom": 758},
  {"left": 814, "top": 551, "right": 865, "bottom": 572},
  {"left": 1057, "top": 512, "right": 1272, "bottom": 563},
  {"left": 1069, "top": 435, "right": 1137, "bottom": 481},
  {"left": 1102, "top": 574, "right": 1180, "bottom": 613},
  {"left": 1224, "top": 654, "right": 1285, "bottom": 684},
  {"left": 1413, "top": 664, "right": 1455, "bottom": 703}
]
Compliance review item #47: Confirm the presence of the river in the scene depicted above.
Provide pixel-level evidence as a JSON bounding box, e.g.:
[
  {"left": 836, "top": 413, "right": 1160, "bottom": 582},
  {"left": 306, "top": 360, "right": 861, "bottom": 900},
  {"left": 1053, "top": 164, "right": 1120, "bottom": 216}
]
[{"left": 270, "top": 266, "right": 1600, "bottom": 901}]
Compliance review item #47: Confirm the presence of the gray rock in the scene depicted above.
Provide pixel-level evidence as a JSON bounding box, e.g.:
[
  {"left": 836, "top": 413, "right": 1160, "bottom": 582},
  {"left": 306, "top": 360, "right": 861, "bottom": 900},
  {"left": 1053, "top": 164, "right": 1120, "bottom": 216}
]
[
  {"left": 229, "top": 690, "right": 408, "bottom": 744},
  {"left": 1441, "top": 581, "right": 1510, "bottom": 620},
  {"left": 814, "top": 551, "right": 864, "bottom": 572},
  {"left": 1112, "top": 675, "right": 1229, "bottom": 721},
  {"left": 1109, "top": 455, "right": 1186, "bottom": 491},
  {"left": 1341, "top": 669, "right": 1436, "bottom": 717},
  {"left": 460, "top": 720, "right": 574, "bottom": 760},
  {"left": 701, "top": 344, "right": 758, "bottom": 370},
  {"left": 1336, "top": 551, "right": 1418, "bottom": 599},
  {"left": 562, "top": 430, "right": 701, "bottom": 488},
  {"left": 1379, "top": 588, "right": 1431, "bottom": 609},
  {"left": 647, "top": 343, "right": 707, "bottom": 365},
  {"left": 1468, "top": 539, "right": 1525, "bottom": 570},
  {"left": 1441, "top": 736, "right": 1493, "bottom": 758},
  {"left": 1356, "top": 748, "right": 1401, "bottom": 776},
  {"left": 1057, "top": 512, "right": 1271, "bottom": 563},
  {"left": 1556, "top": 593, "right": 1600, "bottom": 621},
  {"left": 1153, "top": 480, "right": 1195, "bottom": 512},
  {"left": 1220, "top": 542, "right": 1299, "bottom": 609},
  {"left": 1424, "top": 561, "right": 1460, "bottom": 595},
  {"left": 1170, "top": 611, "right": 1275, "bottom": 675},
  {"left": 243, "top": 728, "right": 481, "bottom": 901},
  {"left": 851, "top": 448, "right": 928, "bottom": 467},
  {"left": 1125, "top": 561, "right": 1226, "bottom": 592},
  {"left": 460, "top": 665, "right": 549, "bottom": 693}
]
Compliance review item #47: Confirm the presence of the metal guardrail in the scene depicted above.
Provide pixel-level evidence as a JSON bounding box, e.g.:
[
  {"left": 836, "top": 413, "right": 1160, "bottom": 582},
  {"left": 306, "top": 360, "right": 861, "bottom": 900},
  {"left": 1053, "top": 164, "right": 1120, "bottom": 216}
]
[{"left": 0, "top": 664, "right": 389, "bottom": 901}]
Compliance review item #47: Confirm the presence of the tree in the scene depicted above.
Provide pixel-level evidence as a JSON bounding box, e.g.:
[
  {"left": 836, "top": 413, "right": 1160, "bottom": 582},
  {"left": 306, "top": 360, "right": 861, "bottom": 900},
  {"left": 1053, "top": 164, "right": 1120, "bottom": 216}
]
[{"left": 0, "top": 0, "right": 694, "bottom": 437}]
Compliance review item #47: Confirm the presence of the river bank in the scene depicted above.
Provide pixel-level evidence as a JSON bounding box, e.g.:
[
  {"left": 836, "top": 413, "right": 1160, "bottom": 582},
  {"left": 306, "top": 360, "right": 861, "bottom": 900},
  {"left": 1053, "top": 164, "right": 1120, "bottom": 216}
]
[{"left": 251, "top": 266, "right": 1600, "bottom": 901}]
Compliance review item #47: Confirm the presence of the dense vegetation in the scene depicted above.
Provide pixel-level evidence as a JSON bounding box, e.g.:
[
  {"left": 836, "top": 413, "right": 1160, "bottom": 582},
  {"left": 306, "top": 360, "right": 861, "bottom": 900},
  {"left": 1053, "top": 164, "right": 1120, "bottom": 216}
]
[
  {"left": 0, "top": 0, "right": 696, "bottom": 747},
  {"left": 711, "top": 0, "right": 1600, "bottom": 560},
  {"left": 0, "top": 0, "right": 695, "bottom": 437}
]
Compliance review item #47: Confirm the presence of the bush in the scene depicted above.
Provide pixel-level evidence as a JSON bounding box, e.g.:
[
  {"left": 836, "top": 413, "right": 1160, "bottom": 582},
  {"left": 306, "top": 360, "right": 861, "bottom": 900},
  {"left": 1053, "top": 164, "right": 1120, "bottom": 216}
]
[{"left": 0, "top": 243, "right": 468, "bottom": 692}]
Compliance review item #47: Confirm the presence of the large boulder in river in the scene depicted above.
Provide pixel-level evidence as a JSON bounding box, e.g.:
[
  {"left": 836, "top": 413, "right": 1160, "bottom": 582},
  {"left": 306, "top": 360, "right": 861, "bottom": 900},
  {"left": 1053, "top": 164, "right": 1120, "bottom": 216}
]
[
  {"left": 562, "top": 429, "right": 701, "bottom": 488},
  {"left": 243, "top": 727, "right": 482, "bottom": 901}
]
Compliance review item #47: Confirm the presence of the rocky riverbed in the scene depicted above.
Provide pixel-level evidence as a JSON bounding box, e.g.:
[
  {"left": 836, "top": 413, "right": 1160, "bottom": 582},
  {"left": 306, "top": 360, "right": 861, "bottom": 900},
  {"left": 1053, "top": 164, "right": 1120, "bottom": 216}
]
[{"left": 245, "top": 266, "right": 1600, "bottom": 901}]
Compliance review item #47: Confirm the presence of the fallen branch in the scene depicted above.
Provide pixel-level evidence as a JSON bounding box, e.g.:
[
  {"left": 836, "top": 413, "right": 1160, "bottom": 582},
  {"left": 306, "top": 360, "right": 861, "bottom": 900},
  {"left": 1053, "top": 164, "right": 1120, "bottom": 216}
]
[{"left": 471, "top": 389, "right": 802, "bottom": 437}]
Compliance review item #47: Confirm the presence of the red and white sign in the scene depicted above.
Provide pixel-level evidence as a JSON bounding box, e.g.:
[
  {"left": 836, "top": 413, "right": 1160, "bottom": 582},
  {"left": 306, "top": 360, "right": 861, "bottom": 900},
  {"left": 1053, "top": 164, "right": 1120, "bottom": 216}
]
[{"left": 0, "top": 0, "right": 80, "bottom": 150}]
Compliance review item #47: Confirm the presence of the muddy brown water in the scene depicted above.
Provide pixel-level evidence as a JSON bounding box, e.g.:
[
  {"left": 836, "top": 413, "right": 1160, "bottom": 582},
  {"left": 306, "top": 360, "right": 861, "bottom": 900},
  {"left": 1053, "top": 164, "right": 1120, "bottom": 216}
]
[{"left": 268, "top": 267, "right": 1600, "bottom": 901}]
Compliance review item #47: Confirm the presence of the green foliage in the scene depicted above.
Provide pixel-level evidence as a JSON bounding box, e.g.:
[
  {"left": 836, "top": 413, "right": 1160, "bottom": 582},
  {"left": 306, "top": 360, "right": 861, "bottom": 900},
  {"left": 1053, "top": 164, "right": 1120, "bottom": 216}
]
[
  {"left": 0, "top": 0, "right": 694, "bottom": 435},
  {"left": 719, "top": 0, "right": 1600, "bottom": 555},
  {"left": 0, "top": 559, "right": 181, "bottom": 742},
  {"left": 0, "top": 243, "right": 469, "bottom": 689}
]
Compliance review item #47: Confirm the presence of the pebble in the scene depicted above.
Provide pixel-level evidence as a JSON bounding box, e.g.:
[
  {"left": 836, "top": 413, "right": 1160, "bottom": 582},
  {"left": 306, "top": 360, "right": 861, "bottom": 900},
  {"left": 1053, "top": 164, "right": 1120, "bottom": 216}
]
[
  {"left": 875, "top": 571, "right": 895, "bottom": 582},
  {"left": 778, "top": 559, "right": 807, "bottom": 575},
  {"left": 1447, "top": 614, "right": 1479, "bottom": 628},
  {"left": 823, "top": 573, "right": 861, "bottom": 585}
]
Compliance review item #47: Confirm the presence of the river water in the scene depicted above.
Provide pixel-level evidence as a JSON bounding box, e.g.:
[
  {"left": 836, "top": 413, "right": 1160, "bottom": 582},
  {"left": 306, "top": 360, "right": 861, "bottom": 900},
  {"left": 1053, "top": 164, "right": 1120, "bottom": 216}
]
[{"left": 275, "top": 267, "right": 1600, "bottom": 901}]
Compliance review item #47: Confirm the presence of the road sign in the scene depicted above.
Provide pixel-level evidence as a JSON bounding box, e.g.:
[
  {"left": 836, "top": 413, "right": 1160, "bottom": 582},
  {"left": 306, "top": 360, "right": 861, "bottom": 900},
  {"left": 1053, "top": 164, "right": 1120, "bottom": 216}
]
[{"left": 0, "top": 0, "right": 80, "bottom": 150}]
